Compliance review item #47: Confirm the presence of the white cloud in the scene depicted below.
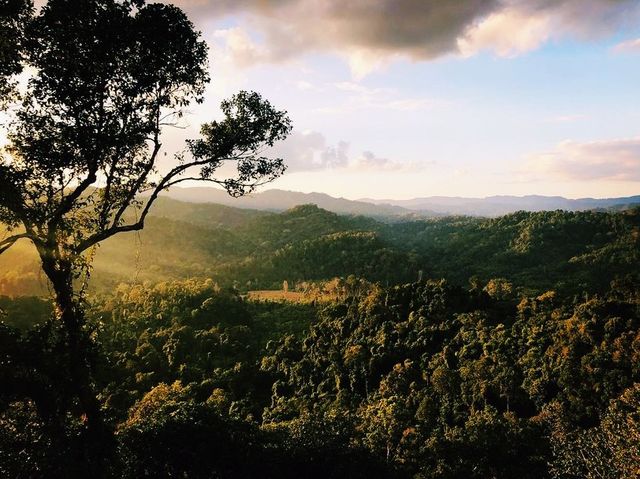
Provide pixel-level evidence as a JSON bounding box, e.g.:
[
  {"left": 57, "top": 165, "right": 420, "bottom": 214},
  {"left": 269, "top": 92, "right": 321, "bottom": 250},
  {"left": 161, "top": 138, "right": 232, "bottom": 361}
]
[
  {"left": 458, "top": 8, "right": 551, "bottom": 57},
  {"left": 266, "top": 131, "right": 346, "bottom": 172},
  {"left": 295, "top": 80, "right": 315, "bottom": 91},
  {"left": 459, "top": 0, "right": 640, "bottom": 59},
  {"left": 344, "top": 49, "right": 394, "bottom": 80},
  {"left": 613, "top": 38, "right": 640, "bottom": 53},
  {"left": 268, "top": 130, "right": 416, "bottom": 173},
  {"left": 353, "top": 151, "right": 401, "bottom": 171},
  {"left": 212, "top": 28, "right": 266, "bottom": 67},
  {"left": 526, "top": 137, "right": 640, "bottom": 181},
  {"left": 453, "top": 168, "right": 471, "bottom": 178}
]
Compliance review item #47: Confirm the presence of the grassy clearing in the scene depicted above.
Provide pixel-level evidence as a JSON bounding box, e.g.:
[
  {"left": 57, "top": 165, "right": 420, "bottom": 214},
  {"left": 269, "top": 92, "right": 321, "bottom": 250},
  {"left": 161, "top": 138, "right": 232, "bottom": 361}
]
[{"left": 247, "top": 290, "right": 306, "bottom": 302}]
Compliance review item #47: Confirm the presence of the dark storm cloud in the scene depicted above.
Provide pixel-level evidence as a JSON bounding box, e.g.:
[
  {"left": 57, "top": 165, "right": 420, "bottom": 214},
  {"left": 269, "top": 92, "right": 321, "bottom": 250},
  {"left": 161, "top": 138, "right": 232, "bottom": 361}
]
[
  {"left": 169, "top": 0, "right": 640, "bottom": 65},
  {"left": 173, "top": 0, "right": 499, "bottom": 59},
  {"left": 308, "top": 0, "right": 501, "bottom": 59}
]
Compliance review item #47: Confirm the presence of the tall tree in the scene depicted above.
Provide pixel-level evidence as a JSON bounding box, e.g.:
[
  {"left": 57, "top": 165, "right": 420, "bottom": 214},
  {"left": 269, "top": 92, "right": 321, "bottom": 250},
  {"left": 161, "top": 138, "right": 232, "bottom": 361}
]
[{"left": 0, "top": 0, "right": 291, "bottom": 470}]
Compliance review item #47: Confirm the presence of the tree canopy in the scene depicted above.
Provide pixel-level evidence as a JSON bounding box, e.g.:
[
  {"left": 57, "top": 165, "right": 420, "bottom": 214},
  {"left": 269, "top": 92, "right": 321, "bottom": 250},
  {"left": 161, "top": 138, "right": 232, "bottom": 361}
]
[{"left": 0, "top": 0, "right": 291, "bottom": 473}]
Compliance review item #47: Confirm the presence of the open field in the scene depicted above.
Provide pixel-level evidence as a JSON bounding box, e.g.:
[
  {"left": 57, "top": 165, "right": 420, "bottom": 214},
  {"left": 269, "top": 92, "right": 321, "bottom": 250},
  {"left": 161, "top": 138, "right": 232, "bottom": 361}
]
[{"left": 246, "top": 290, "right": 307, "bottom": 302}]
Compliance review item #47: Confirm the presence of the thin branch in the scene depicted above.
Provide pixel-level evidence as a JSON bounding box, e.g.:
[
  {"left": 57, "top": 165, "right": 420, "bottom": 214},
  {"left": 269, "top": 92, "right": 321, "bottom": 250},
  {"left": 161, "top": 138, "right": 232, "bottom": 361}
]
[
  {"left": 48, "top": 164, "right": 98, "bottom": 232},
  {"left": 164, "top": 176, "right": 274, "bottom": 191},
  {"left": 48, "top": 106, "right": 102, "bottom": 230},
  {"left": 108, "top": 140, "right": 161, "bottom": 231},
  {"left": 107, "top": 100, "right": 166, "bottom": 230},
  {"left": 0, "top": 232, "right": 31, "bottom": 255}
]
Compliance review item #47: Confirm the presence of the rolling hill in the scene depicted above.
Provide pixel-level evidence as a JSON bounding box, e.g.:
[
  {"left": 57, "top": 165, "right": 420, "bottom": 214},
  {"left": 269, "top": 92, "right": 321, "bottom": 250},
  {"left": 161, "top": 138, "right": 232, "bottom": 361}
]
[{"left": 1, "top": 198, "right": 638, "bottom": 297}]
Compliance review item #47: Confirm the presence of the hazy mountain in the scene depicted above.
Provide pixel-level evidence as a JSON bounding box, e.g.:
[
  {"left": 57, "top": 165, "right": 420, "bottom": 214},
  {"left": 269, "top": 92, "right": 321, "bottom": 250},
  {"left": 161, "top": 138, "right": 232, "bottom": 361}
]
[
  {"left": 359, "top": 194, "right": 640, "bottom": 216},
  {"left": 162, "top": 187, "right": 640, "bottom": 218},
  {"left": 161, "top": 187, "right": 417, "bottom": 218}
]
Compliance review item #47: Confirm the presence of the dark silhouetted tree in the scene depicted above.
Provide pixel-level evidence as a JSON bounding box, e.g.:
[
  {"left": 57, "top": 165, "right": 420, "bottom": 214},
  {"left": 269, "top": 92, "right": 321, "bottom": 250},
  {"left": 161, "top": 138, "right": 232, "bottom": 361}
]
[{"left": 0, "top": 0, "right": 291, "bottom": 472}]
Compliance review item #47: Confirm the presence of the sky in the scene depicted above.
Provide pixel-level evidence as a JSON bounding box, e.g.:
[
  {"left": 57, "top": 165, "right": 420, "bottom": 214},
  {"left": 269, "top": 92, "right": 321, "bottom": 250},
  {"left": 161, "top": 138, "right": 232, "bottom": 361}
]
[{"left": 31, "top": 1, "right": 640, "bottom": 200}]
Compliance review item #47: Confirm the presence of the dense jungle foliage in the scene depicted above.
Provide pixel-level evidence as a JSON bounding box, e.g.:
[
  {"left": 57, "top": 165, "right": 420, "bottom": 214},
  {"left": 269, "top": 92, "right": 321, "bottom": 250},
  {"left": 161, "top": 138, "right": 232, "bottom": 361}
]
[
  {"left": 1, "top": 205, "right": 639, "bottom": 478},
  {"left": 1, "top": 200, "right": 638, "bottom": 296}
]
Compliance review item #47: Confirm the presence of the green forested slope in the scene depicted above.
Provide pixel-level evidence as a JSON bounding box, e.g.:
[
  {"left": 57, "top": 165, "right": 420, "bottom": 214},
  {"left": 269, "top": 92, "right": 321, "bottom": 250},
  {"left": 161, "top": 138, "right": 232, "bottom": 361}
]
[{"left": 2, "top": 201, "right": 637, "bottom": 296}]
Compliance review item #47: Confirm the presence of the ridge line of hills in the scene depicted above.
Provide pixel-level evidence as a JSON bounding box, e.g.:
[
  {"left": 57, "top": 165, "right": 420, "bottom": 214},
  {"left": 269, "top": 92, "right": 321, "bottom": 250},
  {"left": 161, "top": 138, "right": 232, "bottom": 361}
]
[
  {"left": 2, "top": 197, "right": 638, "bottom": 298},
  {"left": 161, "top": 186, "right": 640, "bottom": 218}
]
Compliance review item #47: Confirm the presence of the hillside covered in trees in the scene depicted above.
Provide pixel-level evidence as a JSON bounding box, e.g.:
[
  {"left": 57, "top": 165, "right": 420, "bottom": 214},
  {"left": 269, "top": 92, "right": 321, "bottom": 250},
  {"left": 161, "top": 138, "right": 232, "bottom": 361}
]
[
  {"left": 1, "top": 200, "right": 638, "bottom": 297},
  {"left": 1, "top": 203, "right": 640, "bottom": 477},
  {"left": 2, "top": 275, "right": 640, "bottom": 477}
]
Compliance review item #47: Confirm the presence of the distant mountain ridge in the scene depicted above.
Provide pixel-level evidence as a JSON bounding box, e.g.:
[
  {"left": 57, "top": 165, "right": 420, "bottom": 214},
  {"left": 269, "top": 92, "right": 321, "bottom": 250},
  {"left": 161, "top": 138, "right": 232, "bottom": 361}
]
[
  {"left": 162, "top": 187, "right": 416, "bottom": 218},
  {"left": 360, "top": 194, "right": 640, "bottom": 216},
  {"left": 161, "top": 187, "right": 640, "bottom": 217}
]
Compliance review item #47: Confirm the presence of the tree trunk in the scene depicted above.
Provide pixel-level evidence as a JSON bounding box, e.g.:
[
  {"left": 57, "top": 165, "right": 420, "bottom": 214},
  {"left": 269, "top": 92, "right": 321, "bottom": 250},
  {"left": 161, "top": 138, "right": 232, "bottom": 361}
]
[{"left": 40, "top": 254, "right": 113, "bottom": 476}]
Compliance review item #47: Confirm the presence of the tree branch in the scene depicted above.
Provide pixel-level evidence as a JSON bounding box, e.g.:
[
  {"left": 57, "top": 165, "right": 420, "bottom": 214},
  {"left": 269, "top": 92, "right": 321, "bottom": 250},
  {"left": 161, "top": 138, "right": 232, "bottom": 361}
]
[
  {"left": 73, "top": 153, "right": 253, "bottom": 253},
  {"left": 0, "top": 232, "right": 31, "bottom": 255},
  {"left": 72, "top": 90, "right": 291, "bottom": 254},
  {"left": 48, "top": 164, "right": 98, "bottom": 233},
  {"left": 106, "top": 101, "right": 167, "bottom": 231}
]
